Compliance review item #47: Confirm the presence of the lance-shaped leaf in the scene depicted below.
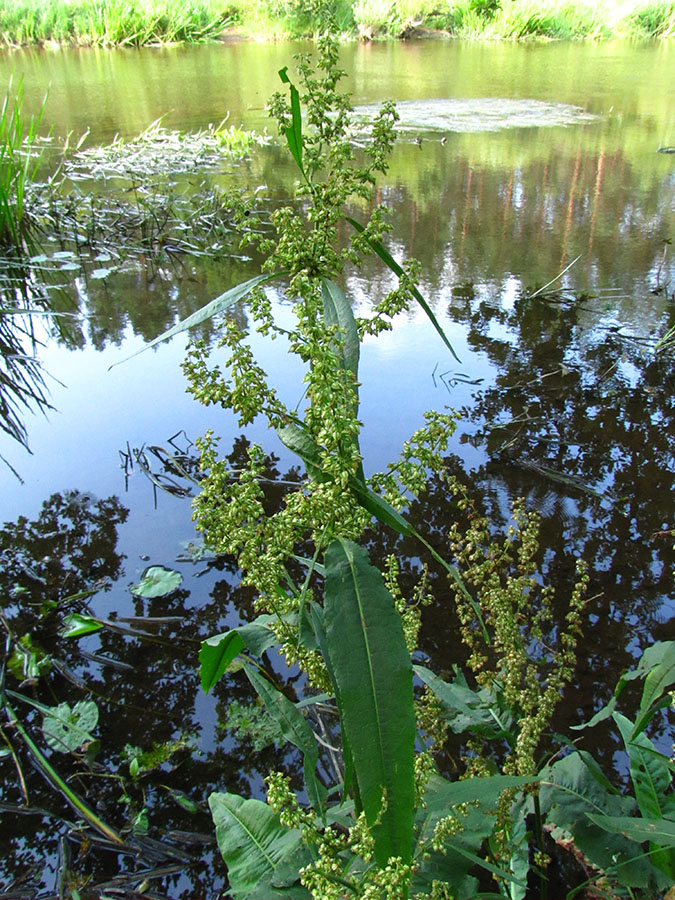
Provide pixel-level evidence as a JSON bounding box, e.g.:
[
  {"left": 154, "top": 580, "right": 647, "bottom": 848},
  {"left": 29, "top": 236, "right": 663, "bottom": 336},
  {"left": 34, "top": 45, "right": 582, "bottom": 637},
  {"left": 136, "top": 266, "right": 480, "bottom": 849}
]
[
  {"left": 278, "top": 67, "right": 304, "bottom": 176},
  {"left": 573, "top": 640, "right": 675, "bottom": 735},
  {"left": 634, "top": 640, "right": 675, "bottom": 736},
  {"left": 200, "top": 631, "right": 245, "bottom": 693},
  {"left": 614, "top": 711, "right": 675, "bottom": 879},
  {"left": 346, "top": 216, "right": 460, "bottom": 362},
  {"left": 587, "top": 814, "right": 675, "bottom": 847},
  {"left": 209, "top": 792, "right": 310, "bottom": 899},
  {"left": 321, "top": 277, "right": 359, "bottom": 382},
  {"left": 243, "top": 662, "right": 325, "bottom": 816},
  {"left": 277, "top": 422, "right": 328, "bottom": 483},
  {"left": 110, "top": 272, "right": 280, "bottom": 367},
  {"left": 324, "top": 538, "right": 415, "bottom": 866},
  {"left": 615, "top": 713, "right": 672, "bottom": 822},
  {"left": 414, "top": 774, "right": 535, "bottom": 898},
  {"left": 414, "top": 664, "right": 515, "bottom": 743}
]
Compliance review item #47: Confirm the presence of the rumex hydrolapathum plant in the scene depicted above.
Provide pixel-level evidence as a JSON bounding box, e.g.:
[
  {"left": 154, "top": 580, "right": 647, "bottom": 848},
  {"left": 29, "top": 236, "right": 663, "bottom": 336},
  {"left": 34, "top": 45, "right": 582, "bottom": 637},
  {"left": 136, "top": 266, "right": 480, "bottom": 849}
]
[
  {"left": 180, "top": 20, "right": 582, "bottom": 900},
  {"left": 121, "top": 11, "right": 671, "bottom": 900}
]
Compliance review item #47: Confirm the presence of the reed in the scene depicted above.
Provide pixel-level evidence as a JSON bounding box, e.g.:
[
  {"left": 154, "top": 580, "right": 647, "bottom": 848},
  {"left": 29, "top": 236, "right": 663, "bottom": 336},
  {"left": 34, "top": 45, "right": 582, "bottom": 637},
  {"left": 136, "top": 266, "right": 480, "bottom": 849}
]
[
  {"left": 0, "top": 0, "right": 235, "bottom": 47},
  {"left": 0, "top": 77, "right": 45, "bottom": 253}
]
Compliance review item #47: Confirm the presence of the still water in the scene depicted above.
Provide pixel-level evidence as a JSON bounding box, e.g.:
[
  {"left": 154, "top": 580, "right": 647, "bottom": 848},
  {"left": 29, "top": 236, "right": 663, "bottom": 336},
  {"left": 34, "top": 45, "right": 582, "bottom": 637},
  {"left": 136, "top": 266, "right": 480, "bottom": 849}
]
[{"left": 1, "top": 38, "right": 674, "bottom": 896}]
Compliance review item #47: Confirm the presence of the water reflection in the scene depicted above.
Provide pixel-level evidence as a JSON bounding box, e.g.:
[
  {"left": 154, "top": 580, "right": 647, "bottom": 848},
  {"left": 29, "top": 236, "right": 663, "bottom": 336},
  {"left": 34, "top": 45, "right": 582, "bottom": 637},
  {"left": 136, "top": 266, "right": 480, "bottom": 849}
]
[{"left": 0, "top": 448, "right": 308, "bottom": 897}]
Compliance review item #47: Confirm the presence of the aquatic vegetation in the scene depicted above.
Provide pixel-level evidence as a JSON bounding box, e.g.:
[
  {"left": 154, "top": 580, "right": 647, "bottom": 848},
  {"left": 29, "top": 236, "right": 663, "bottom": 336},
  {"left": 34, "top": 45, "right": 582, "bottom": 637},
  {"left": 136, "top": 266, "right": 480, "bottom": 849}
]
[
  {"left": 351, "top": 0, "right": 674, "bottom": 38},
  {"left": 0, "top": 77, "right": 46, "bottom": 252},
  {"left": 351, "top": 97, "right": 599, "bottom": 136},
  {"left": 66, "top": 118, "right": 269, "bottom": 181}
]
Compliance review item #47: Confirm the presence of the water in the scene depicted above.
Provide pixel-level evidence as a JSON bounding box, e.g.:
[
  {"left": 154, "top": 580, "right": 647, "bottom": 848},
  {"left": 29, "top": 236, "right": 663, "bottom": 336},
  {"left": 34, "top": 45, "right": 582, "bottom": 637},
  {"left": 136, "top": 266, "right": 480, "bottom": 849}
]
[{"left": 1, "top": 38, "right": 674, "bottom": 897}]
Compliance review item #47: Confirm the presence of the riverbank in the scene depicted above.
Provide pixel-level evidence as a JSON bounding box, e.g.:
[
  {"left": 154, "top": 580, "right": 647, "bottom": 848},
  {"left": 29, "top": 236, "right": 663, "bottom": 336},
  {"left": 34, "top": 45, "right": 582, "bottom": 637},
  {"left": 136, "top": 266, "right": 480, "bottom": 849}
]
[{"left": 0, "top": 0, "right": 673, "bottom": 47}]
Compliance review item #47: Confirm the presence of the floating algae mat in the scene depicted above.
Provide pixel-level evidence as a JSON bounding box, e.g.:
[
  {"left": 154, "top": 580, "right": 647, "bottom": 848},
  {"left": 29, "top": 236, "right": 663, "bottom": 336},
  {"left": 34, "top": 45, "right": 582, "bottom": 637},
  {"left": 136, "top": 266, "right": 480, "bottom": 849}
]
[{"left": 352, "top": 98, "right": 599, "bottom": 135}]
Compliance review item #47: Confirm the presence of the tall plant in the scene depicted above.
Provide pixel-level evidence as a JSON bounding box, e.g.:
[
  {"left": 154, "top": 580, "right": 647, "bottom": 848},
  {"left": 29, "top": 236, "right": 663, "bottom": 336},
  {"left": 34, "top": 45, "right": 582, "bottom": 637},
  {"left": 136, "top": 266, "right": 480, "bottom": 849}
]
[{"left": 126, "top": 15, "right": 673, "bottom": 899}]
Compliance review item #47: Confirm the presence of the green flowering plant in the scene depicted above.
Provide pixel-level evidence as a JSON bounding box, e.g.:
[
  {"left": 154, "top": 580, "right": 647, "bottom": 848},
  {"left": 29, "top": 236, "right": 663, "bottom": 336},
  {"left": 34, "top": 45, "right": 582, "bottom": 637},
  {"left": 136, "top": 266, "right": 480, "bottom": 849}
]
[{"left": 122, "top": 9, "right": 673, "bottom": 899}]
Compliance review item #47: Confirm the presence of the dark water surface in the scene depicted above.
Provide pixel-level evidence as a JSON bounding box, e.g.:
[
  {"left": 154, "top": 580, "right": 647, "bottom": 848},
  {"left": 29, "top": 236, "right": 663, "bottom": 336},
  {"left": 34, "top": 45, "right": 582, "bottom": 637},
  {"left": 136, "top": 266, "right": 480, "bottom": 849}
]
[{"left": 1, "top": 39, "right": 674, "bottom": 896}]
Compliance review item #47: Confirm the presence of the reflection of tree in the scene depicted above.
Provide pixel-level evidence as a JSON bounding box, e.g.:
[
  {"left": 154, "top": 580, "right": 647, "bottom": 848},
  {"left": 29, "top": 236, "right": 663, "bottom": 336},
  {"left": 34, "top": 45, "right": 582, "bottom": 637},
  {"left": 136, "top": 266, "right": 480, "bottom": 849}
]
[
  {"left": 443, "top": 287, "right": 675, "bottom": 756},
  {"left": 0, "top": 489, "right": 129, "bottom": 610},
  {"left": 348, "top": 143, "right": 674, "bottom": 309},
  {"left": 0, "top": 448, "right": 307, "bottom": 898}
]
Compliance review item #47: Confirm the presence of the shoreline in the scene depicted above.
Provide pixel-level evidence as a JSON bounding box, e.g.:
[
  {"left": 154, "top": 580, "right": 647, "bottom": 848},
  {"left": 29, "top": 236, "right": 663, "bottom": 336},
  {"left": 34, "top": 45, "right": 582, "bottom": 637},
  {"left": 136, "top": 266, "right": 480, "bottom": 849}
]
[{"left": 0, "top": 0, "right": 673, "bottom": 49}]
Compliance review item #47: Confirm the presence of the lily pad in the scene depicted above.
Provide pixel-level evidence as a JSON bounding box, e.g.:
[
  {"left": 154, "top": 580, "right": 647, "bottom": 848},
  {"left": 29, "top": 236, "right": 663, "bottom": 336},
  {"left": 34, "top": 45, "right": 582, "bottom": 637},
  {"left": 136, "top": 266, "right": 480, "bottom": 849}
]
[
  {"left": 131, "top": 565, "right": 183, "bottom": 598},
  {"left": 42, "top": 700, "right": 98, "bottom": 752}
]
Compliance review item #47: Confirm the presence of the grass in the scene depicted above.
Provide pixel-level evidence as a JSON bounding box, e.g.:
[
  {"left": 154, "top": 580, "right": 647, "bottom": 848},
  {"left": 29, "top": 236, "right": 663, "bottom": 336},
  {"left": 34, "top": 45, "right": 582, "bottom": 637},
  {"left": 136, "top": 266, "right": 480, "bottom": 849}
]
[
  {"left": 1, "top": 0, "right": 674, "bottom": 43},
  {"left": 354, "top": 0, "right": 675, "bottom": 38},
  {"left": 0, "top": 76, "right": 46, "bottom": 252},
  {"left": 0, "top": 0, "right": 236, "bottom": 47}
]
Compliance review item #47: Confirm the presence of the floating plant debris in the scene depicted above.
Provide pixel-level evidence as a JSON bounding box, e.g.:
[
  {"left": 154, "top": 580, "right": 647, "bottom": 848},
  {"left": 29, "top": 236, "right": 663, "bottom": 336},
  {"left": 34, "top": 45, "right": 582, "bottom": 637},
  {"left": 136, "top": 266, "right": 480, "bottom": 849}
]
[{"left": 352, "top": 97, "right": 599, "bottom": 136}]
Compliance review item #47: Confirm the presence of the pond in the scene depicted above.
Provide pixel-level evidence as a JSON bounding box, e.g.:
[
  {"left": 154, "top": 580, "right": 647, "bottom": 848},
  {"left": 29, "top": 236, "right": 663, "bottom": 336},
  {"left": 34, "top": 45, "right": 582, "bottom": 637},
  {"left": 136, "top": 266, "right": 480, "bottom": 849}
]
[{"left": 1, "top": 37, "right": 674, "bottom": 897}]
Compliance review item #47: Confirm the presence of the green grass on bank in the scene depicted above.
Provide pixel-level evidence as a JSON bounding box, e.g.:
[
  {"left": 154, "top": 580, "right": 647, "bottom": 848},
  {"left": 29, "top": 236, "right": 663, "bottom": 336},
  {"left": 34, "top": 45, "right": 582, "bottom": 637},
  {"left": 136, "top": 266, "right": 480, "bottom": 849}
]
[
  {"left": 0, "top": 0, "right": 673, "bottom": 46},
  {"left": 0, "top": 0, "right": 235, "bottom": 47}
]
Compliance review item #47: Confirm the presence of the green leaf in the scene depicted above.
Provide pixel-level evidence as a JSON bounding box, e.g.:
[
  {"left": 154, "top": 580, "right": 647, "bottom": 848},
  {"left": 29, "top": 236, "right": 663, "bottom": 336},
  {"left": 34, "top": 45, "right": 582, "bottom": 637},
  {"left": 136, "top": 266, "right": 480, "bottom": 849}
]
[
  {"left": 350, "top": 477, "right": 415, "bottom": 536},
  {"left": 42, "top": 700, "right": 98, "bottom": 752},
  {"left": 110, "top": 272, "right": 279, "bottom": 368},
  {"left": 130, "top": 565, "right": 182, "bottom": 598},
  {"left": 346, "top": 215, "right": 460, "bottom": 362},
  {"left": 243, "top": 663, "right": 325, "bottom": 817},
  {"left": 162, "top": 785, "right": 199, "bottom": 814},
  {"left": 540, "top": 751, "right": 653, "bottom": 888},
  {"left": 414, "top": 664, "right": 516, "bottom": 743},
  {"left": 209, "top": 792, "right": 310, "bottom": 899},
  {"left": 277, "top": 422, "right": 328, "bottom": 482},
  {"left": 199, "top": 631, "right": 245, "bottom": 693},
  {"left": 309, "top": 599, "right": 357, "bottom": 807},
  {"left": 324, "top": 538, "right": 415, "bottom": 866},
  {"left": 414, "top": 775, "right": 535, "bottom": 899},
  {"left": 60, "top": 613, "right": 104, "bottom": 638},
  {"left": 614, "top": 712, "right": 672, "bottom": 821},
  {"left": 235, "top": 618, "right": 280, "bottom": 657},
  {"left": 416, "top": 772, "right": 536, "bottom": 850},
  {"left": 587, "top": 814, "right": 675, "bottom": 847},
  {"left": 635, "top": 641, "right": 675, "bottom": 736},
  {"left": 614, "top": 711, "right": 675, "bottom": 879},
  {"left": 200, "top": 618, "right": 282, "bottom": 694},
  {"left": 278, "top": 67, "right": 303, "bottom": 174},
  {"left": 571, "top": 694, "right": 617, "bottom": 730},
  {"left": 321, "top": 277, "right": 359, "bottom": 381}
]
